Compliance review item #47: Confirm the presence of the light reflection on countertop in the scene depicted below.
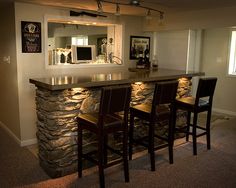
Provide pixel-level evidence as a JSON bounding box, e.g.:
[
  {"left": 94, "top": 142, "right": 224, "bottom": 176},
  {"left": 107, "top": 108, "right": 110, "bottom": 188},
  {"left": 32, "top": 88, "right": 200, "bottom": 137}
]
[
  {"left": 91, "top": 73, "right": 122, "bottom": 81},
  {"left": 29, "top": 68, "right": 204, "bottom": 90}
]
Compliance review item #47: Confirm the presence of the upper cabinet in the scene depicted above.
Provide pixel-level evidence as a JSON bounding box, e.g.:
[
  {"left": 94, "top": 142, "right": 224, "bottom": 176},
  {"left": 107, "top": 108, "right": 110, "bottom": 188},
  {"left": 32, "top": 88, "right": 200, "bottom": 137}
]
[{"left": 45, "top": 15, "right": 123, "bottom": 68}]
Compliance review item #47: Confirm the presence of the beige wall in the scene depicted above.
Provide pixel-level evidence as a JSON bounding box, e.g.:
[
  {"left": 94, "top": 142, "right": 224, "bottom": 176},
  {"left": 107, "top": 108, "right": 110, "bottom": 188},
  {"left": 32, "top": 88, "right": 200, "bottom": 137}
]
[
  {"left": 14, "top": 2, "right": 152, "bottom": 144},
  {"left": 155, "top": 27, "right": 236, "bottom": 115},
  {"left": 0, "top": 2, "right": 21, "bottom": 141},
  {"left": 155, "top": 30, "right": 189, "bottom": 70},
  {"left": 201, "top": 28, "right": 236, "bottom": 115},
  {"left": 151, "top": 6, "right": 236, "bottom": 115}
]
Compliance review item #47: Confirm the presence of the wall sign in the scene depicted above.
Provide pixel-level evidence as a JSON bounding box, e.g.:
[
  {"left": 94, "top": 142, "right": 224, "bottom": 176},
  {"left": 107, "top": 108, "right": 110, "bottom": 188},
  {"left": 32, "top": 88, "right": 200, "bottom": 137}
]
[{"left": 21, "top": 21, "right": 41, "bottom": 53}]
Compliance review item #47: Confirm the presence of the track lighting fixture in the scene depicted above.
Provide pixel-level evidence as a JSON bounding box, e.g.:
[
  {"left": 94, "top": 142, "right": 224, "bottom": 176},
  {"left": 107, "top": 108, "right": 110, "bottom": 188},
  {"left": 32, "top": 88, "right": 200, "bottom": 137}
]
[
  {"left": 96, "top": 0, "right": 103, "bottom": 13},
  {"left": 115, "top": 3, "right": 120, "bottom": 16},
  {"left": 146, "top": 9, "right": 152, "bottom": 20},
  {"left": 96, "top": 0, "right": 164, "bottom": 20},
  {"left": 160, "top": 12, "right": 164, "bottom": 20},
  {"left": 159, "top": 12, "right": 164, "bottom": 26}
]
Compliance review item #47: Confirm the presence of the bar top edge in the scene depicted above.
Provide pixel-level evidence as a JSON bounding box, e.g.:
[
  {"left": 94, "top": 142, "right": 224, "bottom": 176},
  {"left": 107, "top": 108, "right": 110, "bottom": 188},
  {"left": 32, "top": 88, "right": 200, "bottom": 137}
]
[{"left": 29, "top": 68, "right": 205, "bottom": 90}]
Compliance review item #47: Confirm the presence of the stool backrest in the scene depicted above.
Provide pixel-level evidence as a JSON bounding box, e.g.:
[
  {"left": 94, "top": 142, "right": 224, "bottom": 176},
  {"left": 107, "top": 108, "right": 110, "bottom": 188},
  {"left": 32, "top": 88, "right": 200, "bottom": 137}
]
[
  {"left": 196, "top": 77, "right": 217, "bottom": 105},
  {"left": 151, "top": 80, "right": 178, "bottom": 115},
  {"left": 99, "top": 85, "right": 131, "bottom": 115}
]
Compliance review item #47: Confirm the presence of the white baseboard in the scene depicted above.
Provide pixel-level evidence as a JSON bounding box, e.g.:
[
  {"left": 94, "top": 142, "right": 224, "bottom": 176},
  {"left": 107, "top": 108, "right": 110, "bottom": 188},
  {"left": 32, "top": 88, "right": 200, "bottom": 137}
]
[
  {"left": 213, "top": 108, "right": 236, "bottom": 117},
  {"left": 0, "top": 121, "right": 37, "bottom": 147},
  {"left": 20, "top": 138, "right": 37, "bottom": 147}
]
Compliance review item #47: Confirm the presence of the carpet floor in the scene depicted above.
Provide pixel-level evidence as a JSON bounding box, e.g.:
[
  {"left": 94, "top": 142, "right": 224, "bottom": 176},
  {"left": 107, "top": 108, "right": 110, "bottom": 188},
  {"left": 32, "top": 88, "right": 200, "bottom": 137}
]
[{"left": 0, "top": 113, "right": 236, "bottom": 188}]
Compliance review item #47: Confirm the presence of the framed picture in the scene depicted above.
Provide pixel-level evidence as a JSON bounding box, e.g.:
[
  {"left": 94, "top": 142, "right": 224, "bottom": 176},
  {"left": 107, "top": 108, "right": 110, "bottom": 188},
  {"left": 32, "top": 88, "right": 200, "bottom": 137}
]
[
  {"left": 21, "top": 21, "right": 41, "bottom": 53},
  {"left": 130, "top": 36, "right": 150, "bottom": 60}
]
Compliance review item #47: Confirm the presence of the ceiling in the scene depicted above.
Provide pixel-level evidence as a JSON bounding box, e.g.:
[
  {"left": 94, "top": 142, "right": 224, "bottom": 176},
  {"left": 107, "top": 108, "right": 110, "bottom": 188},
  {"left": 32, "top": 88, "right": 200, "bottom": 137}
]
[{"left": 15, "top": 0, "right": 236, "bottom": 16}]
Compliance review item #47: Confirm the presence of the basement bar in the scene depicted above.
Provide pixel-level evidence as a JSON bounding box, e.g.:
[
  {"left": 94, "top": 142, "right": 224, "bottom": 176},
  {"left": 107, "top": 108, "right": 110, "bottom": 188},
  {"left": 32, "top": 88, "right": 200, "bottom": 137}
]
[{"left": 30, "top": 68, "right": 204, "bottom": 177}]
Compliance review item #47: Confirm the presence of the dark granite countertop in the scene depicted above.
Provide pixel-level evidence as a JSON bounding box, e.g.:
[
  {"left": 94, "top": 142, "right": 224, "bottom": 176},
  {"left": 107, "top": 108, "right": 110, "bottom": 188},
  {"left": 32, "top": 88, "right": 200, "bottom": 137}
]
[{"left": 29, "top": 68, "right": 204, "bottom": 90}]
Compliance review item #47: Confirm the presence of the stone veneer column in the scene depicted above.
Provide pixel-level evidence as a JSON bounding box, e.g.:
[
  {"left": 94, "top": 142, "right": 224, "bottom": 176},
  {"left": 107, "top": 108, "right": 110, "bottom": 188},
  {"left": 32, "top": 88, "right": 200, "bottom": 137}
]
[
  {"left": 36, "top": 87, "right": 100, "bottom": 177},
  {"left": 35, "top": 78, "right": 191, "bottom": 178}
]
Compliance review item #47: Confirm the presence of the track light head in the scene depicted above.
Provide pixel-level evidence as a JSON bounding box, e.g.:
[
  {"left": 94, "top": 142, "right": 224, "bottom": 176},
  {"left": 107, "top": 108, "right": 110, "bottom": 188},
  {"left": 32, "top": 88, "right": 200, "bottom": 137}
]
[
  {"left": 160, "top": 12, "right": 164, "bottom": 20},
  {"left": 159, "top": 12, "right": 164, "bottom": 26},
  {"left": 114, "top": 3, "right": 120, "bottom": 16},
  {"left": 130, "top": 0, "right": 140, "bottom": 6},
  {"left": 97, "top": 0, "right": 103, "bottom": 13},
  {"left": 146, "top": 9, "right": 152, "bottom": 20}
]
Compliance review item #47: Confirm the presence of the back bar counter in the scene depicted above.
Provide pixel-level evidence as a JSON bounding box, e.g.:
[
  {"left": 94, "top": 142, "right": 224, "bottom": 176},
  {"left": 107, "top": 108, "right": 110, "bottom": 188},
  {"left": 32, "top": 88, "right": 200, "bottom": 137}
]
[{"left": 29, "top": 68, "right": 204, "bottom": 177}]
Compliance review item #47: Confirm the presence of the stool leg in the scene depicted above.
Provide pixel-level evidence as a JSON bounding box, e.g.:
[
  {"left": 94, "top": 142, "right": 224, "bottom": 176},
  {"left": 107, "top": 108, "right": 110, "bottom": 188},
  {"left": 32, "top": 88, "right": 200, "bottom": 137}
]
[
  {"left": 192, "top": 112, "right": 198, "bottom": 155},
  {"left": 129, "top": 112, "right": 134, "bottom": 160},
  {"left": 123, "top": 127, "right": 129, "bottom": 182},
  {"left": 104, "top": 135, "right": 108, "bottom": 165},
  {"left": 98, "top": 134, "right": 105, "bottom": 188},
  {"left": 168, "top": 112, "right": 174, "bottom": 164},
  {"left": 172, "top": 105, "right": 177, "bottom": 141},
  {"left": 78, "top": 126, "right": 83, "bottom": 178},
  {"left": 186, "top": 111, "right": 191, "bottom": 142},
  {"left": 206, "top": 109, "right": 212, "bottom": 150},
  {"left": 149, "top": 120, "right": 155, "bottom": 171}
]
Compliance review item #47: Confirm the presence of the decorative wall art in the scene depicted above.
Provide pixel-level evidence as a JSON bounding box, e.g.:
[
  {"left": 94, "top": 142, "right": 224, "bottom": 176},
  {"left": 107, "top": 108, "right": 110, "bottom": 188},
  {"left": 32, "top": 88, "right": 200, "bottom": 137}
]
[
  {"left": 130, "top": 36, "right": 150, "bottom": 60},
  {"left": 21, "top": 21, "right": 41, "bottom": 53}
]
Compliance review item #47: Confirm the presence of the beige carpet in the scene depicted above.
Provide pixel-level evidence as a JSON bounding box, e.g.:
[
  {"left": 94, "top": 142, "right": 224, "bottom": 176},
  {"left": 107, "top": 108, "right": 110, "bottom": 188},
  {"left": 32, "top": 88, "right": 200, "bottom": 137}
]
[
  {"left": 0, "top": 112, "right": 235, "bottom": 187},
  {"left": 197, "top": 112, "right": 231, "bottom": 125}
]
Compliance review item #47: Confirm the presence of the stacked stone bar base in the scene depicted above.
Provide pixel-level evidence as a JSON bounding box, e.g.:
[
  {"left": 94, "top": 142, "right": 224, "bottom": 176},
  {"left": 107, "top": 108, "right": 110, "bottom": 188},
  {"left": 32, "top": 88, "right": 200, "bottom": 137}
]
[{"left": 35, "top": 78, "right": 191, "bottom": 178}]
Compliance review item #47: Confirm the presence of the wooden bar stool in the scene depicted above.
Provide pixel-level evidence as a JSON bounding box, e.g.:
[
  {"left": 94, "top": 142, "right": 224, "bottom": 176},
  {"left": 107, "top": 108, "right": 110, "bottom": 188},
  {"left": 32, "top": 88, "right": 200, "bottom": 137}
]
[
  {"left": 77, "top": 85, "right": 131, "bottom": 188},
  {"left": 174, "top": 77, "right": 217, "bottom": 155},
  {"left": 129, "top": 80, "right": 178, "bottom": 171}
]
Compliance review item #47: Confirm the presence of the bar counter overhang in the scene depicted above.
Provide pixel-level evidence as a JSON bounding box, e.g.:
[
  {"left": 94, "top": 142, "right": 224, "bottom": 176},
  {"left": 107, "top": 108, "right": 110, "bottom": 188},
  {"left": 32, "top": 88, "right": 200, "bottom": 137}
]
[
  {"left": 29, "top": 68, "right": 204, "bottom": 178},
  {"left": 30, "top": 68, "right": 204, "bottom": 90}
]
